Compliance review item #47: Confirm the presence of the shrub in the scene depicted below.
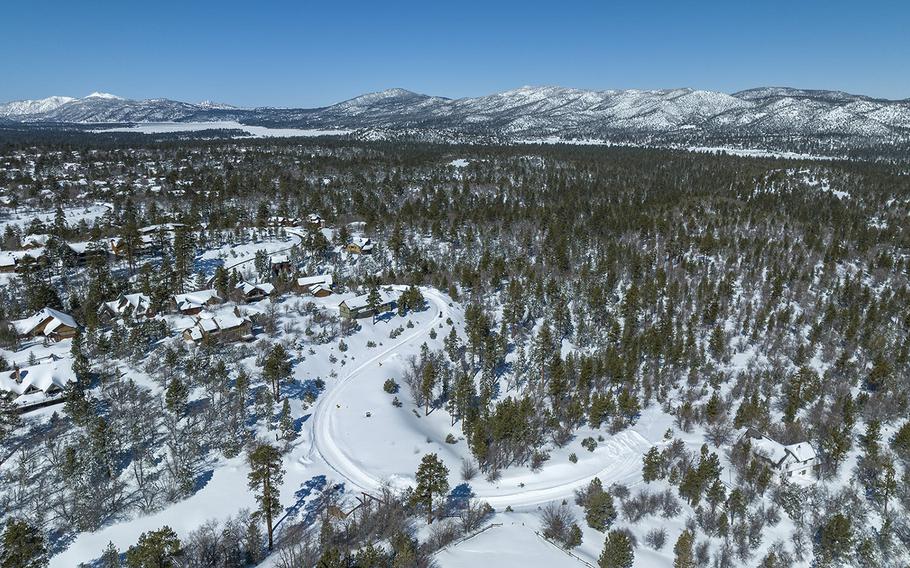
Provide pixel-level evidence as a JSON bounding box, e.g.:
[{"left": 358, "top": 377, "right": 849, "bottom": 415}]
[
  {"left": 445, "top": 433, "right": 457, "bottom": 444},
  {"left": 461, "top": 459, "right": 478, "bottom": 481},
  {"left": 582, "top": 437, "right": 597, "bottom": 452},
  {"left": 383, "top": 378, "right": 400, "bottom": 394},
  {"left": 569, "top": 453, "right": 578, "bottom": 463},
  {"left": 531, "top": 450, "right": 550, "bottom": 472},
  {"left": 645, "top": 527, "right": 667, "bottom": 550}
]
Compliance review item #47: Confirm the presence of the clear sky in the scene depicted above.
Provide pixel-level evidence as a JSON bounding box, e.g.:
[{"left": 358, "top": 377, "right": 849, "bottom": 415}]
[{"left": 1, "top": 0, "right": 907, "bottom": 106}]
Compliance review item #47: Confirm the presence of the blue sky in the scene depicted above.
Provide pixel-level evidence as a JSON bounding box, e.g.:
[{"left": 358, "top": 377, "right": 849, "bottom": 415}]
[{"left": 1, "top": 0, "right": 907, "bottom": 106}]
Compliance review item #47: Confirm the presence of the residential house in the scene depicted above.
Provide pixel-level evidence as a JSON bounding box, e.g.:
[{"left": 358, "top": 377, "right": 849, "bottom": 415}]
[
  {"left": 7, "top": 308, "right": 79, "bottom": 341},
  {"left": 171, "top": 289, "right": 223, "bottom": 315},
  {"left": 339, "top": 289, "right": 398, "bottom": 319},
  {"left": 182, "top": 312, "right": 253, "bottom": 343},
  {"left": 268, "top": 216, "right": 300, "bottom": 228},
  {"left": 296, "top": 274, "right": 334, "bottom": 297},
  {"left": 65, "top": 241, "right": 107, "bottom": 266},
  {"left": 346, "top": 237, "right": 374, "bottom": 255},
  {"left": 0, "top": 254, "right": 16, "bottom": 274},
  {"left": 102, "top": 293, "right": 154, "bottom": 320},
  {"left": 235, "top": 281, "right": 275, "bottom": 303},
  {"left": 743, "top": 429, "right": 818, "bottom": 481},
  {"left": 0, "top": 361, "right": 76, "bottom": 400},
  {"left": 270, "top": 254, "right": 292, "bottom": 277},
  {"left": 21, "top": 234, "right": 51, "bottom": 249},
  {"left": 307, "top": 213, "right": 325, "bottom": 228},
  {"left": 0, "top": 248, "right": 48, "bottom": 273}
]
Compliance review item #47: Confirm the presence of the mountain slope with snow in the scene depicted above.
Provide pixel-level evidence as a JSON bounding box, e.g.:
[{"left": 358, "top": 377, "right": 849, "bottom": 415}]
[{"left": 2, "top": 86, "right": 909, "bottom": 151}]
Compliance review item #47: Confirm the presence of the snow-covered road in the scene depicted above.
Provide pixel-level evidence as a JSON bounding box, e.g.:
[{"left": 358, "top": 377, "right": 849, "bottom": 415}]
[{"left": 305, "top": 287, "right": 653, "bottom": 511}]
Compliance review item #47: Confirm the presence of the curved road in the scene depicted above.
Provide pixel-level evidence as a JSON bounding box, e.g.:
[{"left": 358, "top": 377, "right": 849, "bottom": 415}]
[{"left": 305, "top": 287, "right": 650, "bottom": 510}]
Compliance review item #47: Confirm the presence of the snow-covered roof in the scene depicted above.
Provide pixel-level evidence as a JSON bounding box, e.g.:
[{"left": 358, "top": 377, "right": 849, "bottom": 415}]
[
  {"left": 22, "top": 233, "right": 51, "bottom": 247},
  {"left": 184, "top": 312, "right": 250, "bottom": 341},
  {"left": 749, "top": 435, "right": 788, "bottom": 464},
  {"left": 66, "top": 241, "right": 92, "bottom": 254},
  {"left": 341, "top": 289, "right": 399, "bottom": 311},
  {"left": 270, "top": 254, "right": 290, "bottom": 264},
  {"left": 236, "top": 281, "right": 275, "bottom": 296},
  {"left": 173, "top": 289, "right": 221, "bottom": 311},
  {"left": 104, "top": 293, "right": 152, "bottom": 315},
  {"left": 784, "top": 442, "right": 817, "bottom": 462},
  {"left": 0, "top": 361, "right": 75, "bottom": 396},
  {"left": 11, "top": 307, "right": 77, "bottom": 336},
  {"left": 747, "top": 432, "right": 816, "bottom": 468},
  {"left": 297, "top": 274, "right": 333, "bottom": 289}
]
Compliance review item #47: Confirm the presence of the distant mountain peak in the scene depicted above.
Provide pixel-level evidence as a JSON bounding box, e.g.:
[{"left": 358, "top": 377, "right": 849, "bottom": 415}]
[
  {"left": 198, "top": 100, "right": 237, "bottom": 110},
  {"left": 85, "top": 92, "right": 123, "bottom": 100}
]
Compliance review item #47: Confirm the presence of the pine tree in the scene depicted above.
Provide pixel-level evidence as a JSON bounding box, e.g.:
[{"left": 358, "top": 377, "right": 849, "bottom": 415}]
[
  {"left": 673, "top": 529, "right": 695, "bottom": 568},
  {"left": 0, "top": 519, "right": 47, "bottom": 568},
  {"left": 262, "top": 343, "right": 292, "bottom": 399},
  {"left": 642, "top": 446, "right": 663, "bottom": 482},
  {"left": 125, "top": 526, "right": 182, "bottom": 568},
  {"left": 278, "top": 398, "right": 297, "bottom": 446},
  {"left": 421, "top": 361, "right": 436, "bottom": 415},
  {"left": 366, "top": 287, "right": 382, "bottom": 323},
  {"left": 165, "top": 377, "right": 188, "bottom": 416},
  {"left": 599, "top": 530, "right": 634, "bottom": 568},
  {"left": 247, "top": 443, "right": 285, "bottom": 550},
  {"left": 99, "top": 541, "right": 120, "bottom": 568},
  {"left": 0, "top": 391, "right": 20, "bottom": 443},
  {"left": 411, "top": 453, "right": 450, "bottom": 523},
  {"left": 817, "top": 514, "right": 852, "bottom": 563},
  {"left": 585, "top": 482, "right": 617, "bottom": 532}
]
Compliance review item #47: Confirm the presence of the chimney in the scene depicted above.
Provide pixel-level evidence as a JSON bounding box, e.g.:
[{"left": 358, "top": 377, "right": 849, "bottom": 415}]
[{"left": 13, "top": 364, "right": 20, "bottom": 383}]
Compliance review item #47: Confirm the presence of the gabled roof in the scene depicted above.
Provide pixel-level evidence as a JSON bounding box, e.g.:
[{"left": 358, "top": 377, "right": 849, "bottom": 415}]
[
  {"left": 236, "top": 281, "right": 275, "bottom": 296},
  {"left": 12, "top": 307, "right": 78, "bottom": 336},
  {"left": 746, "top": 431, "right": 817, "bottom": 468},
  {"left": 173, "top": 289, "right": 221, "bottom": 311},
  {"left": 784, "top": 442, "right": 817, "bottom": 462},
  {"left": 0, "top": 361, "right": 75, "bottom": 396},
  {"left": 104, "top": 293, "right": 152, "bottom": 315},
  {"left": 185, "top": 311, "right": 251, "bottom": 341},
  {"left": 297, "top": 274, "right": 333, "bottom": 289},
  {"left": 340, "top": 289, "right": 399, "bottom": 312},
  {"left": 270, "top": 254, "right": 290, "bottom": 264}
]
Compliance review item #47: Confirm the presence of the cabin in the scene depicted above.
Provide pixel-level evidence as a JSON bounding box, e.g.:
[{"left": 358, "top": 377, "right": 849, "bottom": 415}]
[
  {"left": 0, "top": 361, "right": 76, "bottom": 400},
  {"left": 346, "top": 237, "right": 374, "bottom": 255},
  {"left": 0, "top": 249, "right": 48, "bottom": 273},
  {"left": 268, "top": 216, "right": 300, "bottom": 228},
  {"left": 270, "top": 254, "right": 292, "bottom": 277},
  {"left": 0, "top": 254, "right": 16, "bottom": 274},
  {"left": 65, "top": 241, "right": 107, "bottom": 266},
  {"left": 182, "top": 312, "right": 253, "bottom": 343},
  {"left": 339, "top": 289, "right": 398, "bottom": 319},
  {"left": 296, "top": 274, "right": 334, "bottom": 297},
  {"left": 307, "top": 213, "right": 325, "bottom": 228},
  {"left": 21, "top": 233, "right": 51, "bottom": 250},
  {"left": 102, "top": 293, "right": 154, "bottom": 320},
  {"left": 7, "top": 308, "right": 79, "bottom": 341},
  {"left": 742, "top": 429, "right": 818, "bottom": 481},
  {"left": 236, "top": 281, "right": 275, "bottom": 303},
  {"left": 171, "top": 289, "right": 223, "bottom": 315}
]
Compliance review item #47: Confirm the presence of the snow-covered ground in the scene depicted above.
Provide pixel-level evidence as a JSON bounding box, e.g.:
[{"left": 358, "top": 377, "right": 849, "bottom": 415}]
[{"left": 90, "top": 121, "right": 352, "bottom": 138}]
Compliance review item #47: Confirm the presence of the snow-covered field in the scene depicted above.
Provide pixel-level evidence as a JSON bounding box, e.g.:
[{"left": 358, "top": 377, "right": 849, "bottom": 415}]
[{"left": 90, "top": 121, "right": 352, "bottom": 138}]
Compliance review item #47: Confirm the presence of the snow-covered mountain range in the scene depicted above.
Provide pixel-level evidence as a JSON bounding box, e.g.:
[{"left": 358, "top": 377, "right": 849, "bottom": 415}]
[{"left": 2, "top": 86, "right": 909, "bottom": 148}]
